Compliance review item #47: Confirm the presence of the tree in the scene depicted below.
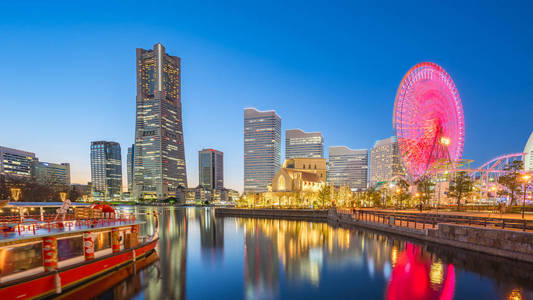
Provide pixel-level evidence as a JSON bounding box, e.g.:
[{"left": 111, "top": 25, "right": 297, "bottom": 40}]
[
  {"left": 318, "top": 184, "right": 331, "bottom": 209},
  {"left": 448, "top": 171, "right": 474, "bottom": 210},
  {"left": 498, "top": 160, "right": 524, "bottom": 205},
  {"left": 415, "top": 175, "right": 434, "bottom": 206},
  {"left": 394, "top": 178, "right": 410, "bottom": 209},
  {"left": 364, "top": 187, "right": 382, "bottom": 207}
]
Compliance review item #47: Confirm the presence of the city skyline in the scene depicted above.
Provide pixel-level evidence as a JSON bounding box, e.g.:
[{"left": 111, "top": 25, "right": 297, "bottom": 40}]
[{"left": 0, "top": 2, "right": 532, "bottom": 192}]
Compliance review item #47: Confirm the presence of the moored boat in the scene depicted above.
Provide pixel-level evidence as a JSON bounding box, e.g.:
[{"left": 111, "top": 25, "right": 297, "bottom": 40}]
[{"left": 0, "top": 206, "right": 159, "bottom": 299}]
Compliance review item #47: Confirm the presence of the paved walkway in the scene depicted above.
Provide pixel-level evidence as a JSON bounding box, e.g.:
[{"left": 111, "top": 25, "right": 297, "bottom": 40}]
[
  {"left": 361, "top": 208, "right": 533, "bottom": 220},
  {"left": 353, "top": 208, "right": 533, "bottom": 233}
]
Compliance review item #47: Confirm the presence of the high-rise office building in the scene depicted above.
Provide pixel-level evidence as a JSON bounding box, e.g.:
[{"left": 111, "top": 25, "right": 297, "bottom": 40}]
[
  {"left": 369, "top": 136, "right": 405, "bottom": 187},
  {"left": 33, "top": 161, "right": 70, "bottom": 187},
  {"left": 328, "top": 146, "right": 368, "bottom": 189},
  {"left": 198, "top": 149, "right": 224, "bottom": 190},
  {"left": 285, "top": 129, "right": 323, "bottom": 159},
  {"left": 134, "top": 43, "right": 187, "bottom": 200},
  {"left": 90, "top": 141, "right": 122, "bottom": 200},
  {"left": 244, "top": 108, "right": 281, "bottom": 193},
  {"left": 0, "top": 146, "right": 35, "bottom": 177},
  {"left": 524, "top": 132, "right": 533, "bottom": 172},
  {"left": 127, "top": 145, "right": 134, "bottom": 192}
]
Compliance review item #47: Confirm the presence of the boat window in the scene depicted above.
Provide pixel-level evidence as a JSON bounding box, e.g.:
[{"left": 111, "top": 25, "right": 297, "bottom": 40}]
[
  {"left": 0, "top": 242, "right": 43, "bottom": 276},
  {"left": 95, "top": 231, "right": 111, "bottom": 251},
  {"left": 58, "top": 236, "right": 83, "bottom": 261}
]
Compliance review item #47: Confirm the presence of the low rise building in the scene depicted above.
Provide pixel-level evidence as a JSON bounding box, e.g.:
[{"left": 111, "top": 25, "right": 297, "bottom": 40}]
[
  {"left": 271, "top": 158, "right": 327, "bottom": 193},
  {"left": 33, "top": 161, "right": 70, "bottom": 187}
]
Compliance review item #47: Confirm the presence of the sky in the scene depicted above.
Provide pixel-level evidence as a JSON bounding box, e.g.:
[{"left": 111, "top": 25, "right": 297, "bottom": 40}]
[{"left": 0, "top": 1, "right": 532, "bottom": 192}]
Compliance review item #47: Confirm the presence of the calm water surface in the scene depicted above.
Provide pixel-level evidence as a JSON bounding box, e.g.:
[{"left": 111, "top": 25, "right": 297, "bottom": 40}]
[{"left": 95, "top": 207, "right": 533, "bottom": 300}]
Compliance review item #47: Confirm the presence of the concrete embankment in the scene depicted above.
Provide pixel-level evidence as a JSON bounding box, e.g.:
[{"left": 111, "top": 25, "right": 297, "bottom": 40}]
[
  {"left": 216, "top": 208, "right": 533, "bottom": 263},
  {"left": 215, "top": 208, "right": 328, "bottom": 221}
]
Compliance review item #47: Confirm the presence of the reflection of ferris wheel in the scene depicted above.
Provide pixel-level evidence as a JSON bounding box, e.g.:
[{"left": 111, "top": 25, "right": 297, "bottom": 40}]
[{"left": 393, "top": 62, "right": 465, "bottom": 181}]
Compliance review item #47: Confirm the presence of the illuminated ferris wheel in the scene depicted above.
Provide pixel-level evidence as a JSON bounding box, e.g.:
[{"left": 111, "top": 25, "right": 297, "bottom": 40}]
[{"left": 393, "top": 62, "right": 465, "bottom": 181}]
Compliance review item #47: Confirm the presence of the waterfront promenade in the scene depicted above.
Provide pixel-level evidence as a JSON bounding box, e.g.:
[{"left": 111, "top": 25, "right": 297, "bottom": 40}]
[{"left": 216, "top": 207, "right": 533, "bottom": 263}]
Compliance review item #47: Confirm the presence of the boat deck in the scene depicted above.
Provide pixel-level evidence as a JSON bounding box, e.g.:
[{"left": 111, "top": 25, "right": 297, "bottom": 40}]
[{"left": 0, "top": 219, "right": 145, "bottom": 246}]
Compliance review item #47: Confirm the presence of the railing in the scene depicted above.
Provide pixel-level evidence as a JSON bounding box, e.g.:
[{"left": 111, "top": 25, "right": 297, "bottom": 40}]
[
  {"left": 0, "top": 214, "right": 137, "bottom": 237},
  {"left": 338, "top": 209, "right": 533, "bottom": 232}
]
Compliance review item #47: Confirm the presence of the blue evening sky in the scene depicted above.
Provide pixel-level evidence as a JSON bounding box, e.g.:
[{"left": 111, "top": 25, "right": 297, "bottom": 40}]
[{"left": 0, "top": 1, "right": 531, "bottom": 192}]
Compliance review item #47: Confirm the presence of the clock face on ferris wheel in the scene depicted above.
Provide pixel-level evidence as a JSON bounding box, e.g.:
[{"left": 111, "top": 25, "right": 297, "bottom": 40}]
[{"left": 393, "top": 62, "right": 465, "bottom": 181}]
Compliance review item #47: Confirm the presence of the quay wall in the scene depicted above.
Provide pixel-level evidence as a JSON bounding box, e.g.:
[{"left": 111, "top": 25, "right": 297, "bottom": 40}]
[
  {"left": 215, "top": 208, "right": 328, "bottom": 221},
  {"left": 216, "top": 208, "right": 533, "bottom": 263}
]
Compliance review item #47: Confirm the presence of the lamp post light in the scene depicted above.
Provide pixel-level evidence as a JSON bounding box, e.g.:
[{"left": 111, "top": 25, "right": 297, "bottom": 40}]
[{"left": 521, "top": 174, "right": 531, "bottom": 219}]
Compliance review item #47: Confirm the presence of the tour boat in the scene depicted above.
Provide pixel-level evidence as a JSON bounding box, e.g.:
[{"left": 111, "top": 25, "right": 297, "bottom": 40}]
[{"left": 0, "top": 205, "right": 160, "bottom": 299}]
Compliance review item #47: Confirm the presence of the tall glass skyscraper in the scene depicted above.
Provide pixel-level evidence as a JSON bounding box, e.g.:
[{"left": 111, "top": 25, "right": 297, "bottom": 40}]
[
  {"left": 198, "top": 149, "right": 224, "bottom": 190},
  {"left": 369, "top": 136, "right": 405, "bottom": 187},
  {"left": 328, "top": 146, "right": 368, "bottom": 190},
  {"left": 127, "top": 144, "right": 134, "bottom": 193},
  {"left": 244, "top": 108, "right": 281, "bottom": 193},
  {"left": 90, "top": 141, "right": 122, "bottom": 201},
  {"left": 134, "top": 43, "right": 187, "bottom": 200},
  {"left": 285, "top": 129, "right": 323, "bottom": 159}
]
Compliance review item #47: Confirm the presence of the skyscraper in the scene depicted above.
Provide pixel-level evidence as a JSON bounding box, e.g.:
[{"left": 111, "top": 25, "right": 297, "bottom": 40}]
[
  {"left": 285, "top": 129, "right": 324, "bottom": 159},
  {"left": 369, "top": 136, "right": 405, "bottom": 187},
  {"left": 328, "top": 146, "right": 368, "bottom": 189},
  {"left": 0, "top": 146, "right": 35, "bottom": 178},
  {"left": 90, "top": 141, "right": 122, "bottom": 201},
  {"left": 198, "top": 149, "right": 224, "bottom": 190},
  {"left": 134, "top": 43, "right": 187, "bottom": 200},
  {"left": 127, "top": 145, "right": 134, "bottom": 192},
  {"left": 244, "top": 108, "right": 281, "bottom": 193}
]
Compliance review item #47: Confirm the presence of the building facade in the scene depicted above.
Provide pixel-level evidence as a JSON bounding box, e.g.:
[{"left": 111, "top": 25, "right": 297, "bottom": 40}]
[
  {"left": 285, "top": 129, "right": 324, "bottom": 159},
  {"left": 524, "top": 132, "right": 533, "bottom": 173},
  {"left": 271, "top": 158, "right": 327, "bottom": 193},
  {"left": 33, "top": 161, "right": 70, "bottom": 187},
  {"left": 328, "top": 146, "right": 368, "bottom": 190},
  {"left": 0, "top": 146, "right": 35, "bottom": 177},
  {"left": 90, "top": 141, "right": 122, "bottom": 201},
  {"left": 133, "top": 43, "right": 187, "bottom": 200},
  {"left": 198, "top": 149, "right": 224, "bottom": 190},
  {"left": 369, "top": 136, "right": 405, "bottom": 187},
  {"left": 244, "top": 108, "right": 281, "bottom": 193},
  {"left": 127, "top": 145, "right": 134, "bottom": 193}
]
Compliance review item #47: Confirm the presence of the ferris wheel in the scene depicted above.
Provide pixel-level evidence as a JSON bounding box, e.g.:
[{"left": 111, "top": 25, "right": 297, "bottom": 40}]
[{"left": 393, "top": 62, "right": 465, "bottom": 181}]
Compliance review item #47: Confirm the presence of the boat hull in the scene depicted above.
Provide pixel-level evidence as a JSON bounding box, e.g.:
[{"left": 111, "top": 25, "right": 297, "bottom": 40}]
[{"left": 0, "top": 238, "right": 159, "bottom": 299}]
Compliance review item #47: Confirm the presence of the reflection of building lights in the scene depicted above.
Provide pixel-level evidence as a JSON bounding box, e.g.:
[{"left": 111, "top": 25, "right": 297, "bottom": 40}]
[
  {"left": 430, "top": 261, "right": 444, "bottom": 286},
  {"left": 391, "top": 246, "right": 398, "bottom": 266}
]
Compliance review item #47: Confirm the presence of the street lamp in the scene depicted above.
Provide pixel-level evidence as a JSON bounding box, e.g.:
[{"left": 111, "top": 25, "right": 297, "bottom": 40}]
[{"left": 520, "top": 173, "right": 531, "bottom": 219}]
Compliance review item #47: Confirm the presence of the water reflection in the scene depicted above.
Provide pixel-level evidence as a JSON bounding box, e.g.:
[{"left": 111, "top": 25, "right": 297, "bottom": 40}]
[
  {"left": 97, "top": 208, "right": 533, "bottom": 300},
  {"left": 386, "top": 244, "right": 454, "bottom": 300}
]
